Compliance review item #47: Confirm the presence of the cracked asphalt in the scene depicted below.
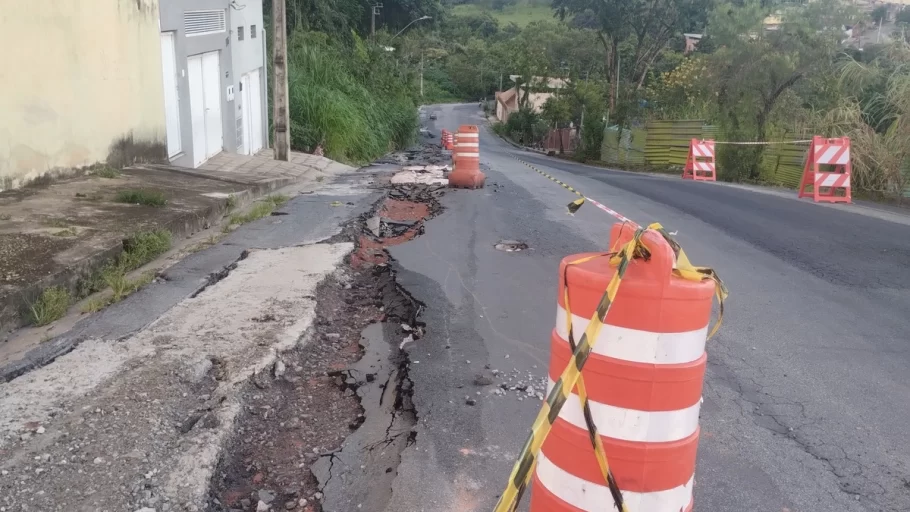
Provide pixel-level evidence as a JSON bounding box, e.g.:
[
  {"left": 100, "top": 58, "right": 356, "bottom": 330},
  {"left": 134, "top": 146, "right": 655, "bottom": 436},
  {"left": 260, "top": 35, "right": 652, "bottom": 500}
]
[{"left": 380, "top": 104, "right": 910, "bottom": 512}]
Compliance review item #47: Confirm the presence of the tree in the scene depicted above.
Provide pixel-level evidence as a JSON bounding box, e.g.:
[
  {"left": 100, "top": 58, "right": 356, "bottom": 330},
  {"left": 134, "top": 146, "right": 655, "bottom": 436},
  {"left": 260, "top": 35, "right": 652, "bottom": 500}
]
[
  {"left": 704, "top": 0, "right": 852, "bottom": 179},
  {"left": 829, "top": 42, "right": 910, "bottom": 196},
  {"left": 553, "top": 0, "right": 712, "bottom": 112},
  {"left": 541, "top": 95, "right": 573, "bottom": 127}
]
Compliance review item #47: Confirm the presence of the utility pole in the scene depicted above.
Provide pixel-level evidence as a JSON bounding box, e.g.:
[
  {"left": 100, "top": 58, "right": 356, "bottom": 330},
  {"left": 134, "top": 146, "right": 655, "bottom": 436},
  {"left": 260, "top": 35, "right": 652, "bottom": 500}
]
[
  {"left": 499, "top": 72, "right": 503, "bottom": 92},
  {"left": 420, "top": 53, "right": 424, "bottom": 97},
  {"left": 371, "top": 3, "right": 383, "bottom": 37},
  {"left": 272, "top": 0, "right": 290, "bottom": 161}
]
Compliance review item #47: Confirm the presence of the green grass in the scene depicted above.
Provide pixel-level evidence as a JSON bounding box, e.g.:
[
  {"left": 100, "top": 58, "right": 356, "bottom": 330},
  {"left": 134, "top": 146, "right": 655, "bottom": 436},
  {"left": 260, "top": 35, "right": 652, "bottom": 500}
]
[
  {"left": 91, "top": 165, "right": 121, "bottom": 179},
  {"left": 53, "top": 227, "right": 79, "bottom": 237},
  {"left": 451, "top": 3, "right": 555, "bottom": 26},
  {"left": 44, "top": 218, "right": 70, "bottom": 228},
  {"left": 115, "top": 189, "right": 167, "bottom": 207},
  {"left": 120, "top": 229, "right": 172, "bottom": 271},
  {"left": 27, "top": 286, "right": 71, "bottom": 326},
  {"left": 81, "top": 296, "right": 108, "bottom": 314},
  {"left": 77, "top": 229, "right": 171, "bottom": 314},
  {"left": 287, "top": 32, "right": 418, "bottom": 164},
  {"left": 82, "top": 270, "right": 155, "bottom": 312},
  {"left": 227, "top": 195, "right": 289, "bottom": 228}
]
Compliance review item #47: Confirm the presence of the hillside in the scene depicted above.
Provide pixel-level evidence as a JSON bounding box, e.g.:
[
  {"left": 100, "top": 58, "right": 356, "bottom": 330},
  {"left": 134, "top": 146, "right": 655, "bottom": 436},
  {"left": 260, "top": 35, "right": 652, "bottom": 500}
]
[{"left": 451, "top": 1, "right": 555, "bottom": 26}]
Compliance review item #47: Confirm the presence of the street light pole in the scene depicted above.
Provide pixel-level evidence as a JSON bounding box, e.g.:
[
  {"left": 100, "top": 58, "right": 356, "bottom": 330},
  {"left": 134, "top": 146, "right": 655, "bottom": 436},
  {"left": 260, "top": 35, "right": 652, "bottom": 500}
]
[
  {"left": 392, "top": 15, "right": 432, "bottom": 39},
  {"left": 371, "top": 3, "right": 383, "bottom": 37}
]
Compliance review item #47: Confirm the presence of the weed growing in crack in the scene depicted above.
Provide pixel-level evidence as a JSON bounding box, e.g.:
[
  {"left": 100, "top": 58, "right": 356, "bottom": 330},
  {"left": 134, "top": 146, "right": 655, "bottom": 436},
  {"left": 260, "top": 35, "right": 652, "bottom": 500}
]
[
  {"left": 75, "top": 229, "right": 171, "bottom": 315},
  {"left": 43, "top": 217, "right": 70, "bottom": 228},
  {"left": 53, "top": 227, "right": 79, "bottom": 237},
  {"left": 268, "top": 193, "right": 290, "bottom": 206},
  {"left": 91, "top": 165, "right": 121, "bottom": 179},
  {"left": 26, "top": 286, "right": 71, "bottom": 326},
  {"left": 226, "top": 195, "right": 290, "bottom": 228},
  {"left": 115, "top": 189, "right": 167, "bottom": 207},
  {"left": 81, "top": 296, "right": 108, "bottom": 314},
  {"left": 120, "top": 229, "right": 172, "bottom": 271},
  {"left": 225, "top": 194, "right": 238, "bottom": 210}
]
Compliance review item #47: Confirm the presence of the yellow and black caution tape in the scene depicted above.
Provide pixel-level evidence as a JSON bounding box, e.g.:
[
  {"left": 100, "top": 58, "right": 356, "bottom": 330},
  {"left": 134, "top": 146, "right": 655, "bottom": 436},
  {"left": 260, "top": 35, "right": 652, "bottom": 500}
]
[
  {"left": 512, "top": 156, "right": 635, "bottom": 223},
  {"left": 514, "top": 157, "right": 587, "bottom": 214},
  {"left": 560, "top": 252, "right": 628, "bottom": 511},
  {"left": 492, "top": 223, "right": 728, "bottom": 512}
]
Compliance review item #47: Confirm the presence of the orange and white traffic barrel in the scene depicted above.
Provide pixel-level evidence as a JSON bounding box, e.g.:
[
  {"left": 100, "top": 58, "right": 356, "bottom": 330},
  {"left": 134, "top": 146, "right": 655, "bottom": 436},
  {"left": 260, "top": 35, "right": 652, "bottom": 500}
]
[
  {"left": 449, "top": 125, "right": 485, "bottom": 189},
  {"left": 530, "top": 223, "right": 715, "bottom": 512}
]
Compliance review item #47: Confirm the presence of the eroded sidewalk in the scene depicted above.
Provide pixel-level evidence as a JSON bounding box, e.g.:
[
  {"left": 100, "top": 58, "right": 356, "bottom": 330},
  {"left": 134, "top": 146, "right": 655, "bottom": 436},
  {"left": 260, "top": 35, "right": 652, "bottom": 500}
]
[{"left": 0, "top": 151, "right": 354, "bottom": 377}]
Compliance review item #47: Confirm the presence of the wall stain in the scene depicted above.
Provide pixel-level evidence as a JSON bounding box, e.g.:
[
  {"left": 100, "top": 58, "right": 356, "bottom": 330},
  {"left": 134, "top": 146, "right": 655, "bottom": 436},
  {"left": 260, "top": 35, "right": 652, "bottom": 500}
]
[{"left": 107, "top": 132, "right": 167, "bottom": 168}]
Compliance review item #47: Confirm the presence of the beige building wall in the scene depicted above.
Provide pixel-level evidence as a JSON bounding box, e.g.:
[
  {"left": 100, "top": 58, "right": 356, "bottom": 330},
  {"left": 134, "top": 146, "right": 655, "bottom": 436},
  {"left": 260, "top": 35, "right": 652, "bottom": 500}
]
[{"left": 0, "top": 0, "right": 167, "bottom": 189}]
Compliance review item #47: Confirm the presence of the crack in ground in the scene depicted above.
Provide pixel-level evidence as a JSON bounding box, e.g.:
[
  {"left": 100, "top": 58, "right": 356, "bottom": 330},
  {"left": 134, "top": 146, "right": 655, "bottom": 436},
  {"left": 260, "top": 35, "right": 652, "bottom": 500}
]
[
  {"left": 207, "top": 179, "right": 443, "bottom": 512},
  {"left": 190, "top": 249, "right": 250, "bottom": 298},
  {"left": 708, "top": 353, "right": 900, "bottom": 509}
]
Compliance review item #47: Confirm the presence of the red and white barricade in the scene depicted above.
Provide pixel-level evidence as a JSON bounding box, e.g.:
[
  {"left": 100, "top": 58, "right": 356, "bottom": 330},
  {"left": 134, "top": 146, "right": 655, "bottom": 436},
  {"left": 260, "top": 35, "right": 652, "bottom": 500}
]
[
  {"left": 682, "top": 139, "right": 716, "bottom": 181},
  {"left": 797, "top": 136, "right": 851, "bottom": 204}
]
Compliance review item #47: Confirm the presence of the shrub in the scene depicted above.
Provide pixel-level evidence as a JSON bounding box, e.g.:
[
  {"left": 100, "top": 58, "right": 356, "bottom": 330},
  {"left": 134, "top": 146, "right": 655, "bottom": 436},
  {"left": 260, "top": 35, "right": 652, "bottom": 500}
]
[
  {"left": 27, "top": 287, "right": 71, "bottom": 326},
  {"left": 286, "top": 31, "right": 418, "bottom": 164},
  {"left": 116, "top": 189, "right": 167, "bottom": 207},
  {"left": 120, "top": 229, "right": 172, "bottom": 270}
]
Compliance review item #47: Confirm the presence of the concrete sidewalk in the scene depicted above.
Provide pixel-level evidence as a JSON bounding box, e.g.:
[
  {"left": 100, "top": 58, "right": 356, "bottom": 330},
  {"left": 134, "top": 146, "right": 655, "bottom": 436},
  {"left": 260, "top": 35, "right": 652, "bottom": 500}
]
[{"left": 0, "top": 151, "right": 354, "bottom": 339}]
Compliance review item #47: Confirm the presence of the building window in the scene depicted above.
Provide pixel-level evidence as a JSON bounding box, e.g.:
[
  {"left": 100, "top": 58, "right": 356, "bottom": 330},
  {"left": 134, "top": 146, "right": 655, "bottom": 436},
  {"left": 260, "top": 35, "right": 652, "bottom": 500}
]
[
  {"left": 238, "top": 26, "right": 245, "bottom": 41},
  {"left": 251, "top": 25, "right": 257, "bottom": 38}
]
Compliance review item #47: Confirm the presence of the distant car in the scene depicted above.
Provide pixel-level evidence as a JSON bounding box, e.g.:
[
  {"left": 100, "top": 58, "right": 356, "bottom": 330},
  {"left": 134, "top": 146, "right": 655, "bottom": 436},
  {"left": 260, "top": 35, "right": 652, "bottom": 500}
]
[{"left": 429, "top": 113, "right": 438, "bottom": 120}]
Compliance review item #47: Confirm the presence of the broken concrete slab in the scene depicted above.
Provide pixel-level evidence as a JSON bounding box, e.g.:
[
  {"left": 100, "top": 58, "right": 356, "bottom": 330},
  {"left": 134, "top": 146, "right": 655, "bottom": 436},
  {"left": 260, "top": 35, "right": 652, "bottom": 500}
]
[
  {"left": 0, "top": 243, "right": 352, "bottom": 511},
  {"left": 390, "top": 169, "right": 448, "bottom": 186},
  {"left": 313, "top": 322, "right": 415, "bottom": 512}
]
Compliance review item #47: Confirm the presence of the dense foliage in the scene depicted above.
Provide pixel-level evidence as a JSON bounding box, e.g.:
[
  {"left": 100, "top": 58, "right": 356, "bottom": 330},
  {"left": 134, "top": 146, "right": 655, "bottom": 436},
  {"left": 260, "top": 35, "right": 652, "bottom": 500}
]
[
  {"left": 264, "top": 0, "right": 910, "bottom": 196},
  {"left": 286, "top": 32, "right": 419, "bottom": 163}
]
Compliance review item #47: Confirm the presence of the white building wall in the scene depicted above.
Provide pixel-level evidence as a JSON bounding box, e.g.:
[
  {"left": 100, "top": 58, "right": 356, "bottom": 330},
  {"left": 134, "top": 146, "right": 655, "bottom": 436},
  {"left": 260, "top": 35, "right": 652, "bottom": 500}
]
[{"left": 230, "top": 1, "right": 268, "bottom": 154}]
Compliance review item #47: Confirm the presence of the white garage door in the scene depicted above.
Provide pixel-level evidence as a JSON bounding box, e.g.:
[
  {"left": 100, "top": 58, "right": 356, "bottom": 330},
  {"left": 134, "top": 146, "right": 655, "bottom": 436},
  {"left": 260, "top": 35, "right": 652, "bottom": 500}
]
[
  {"left": 241, "top": 69, "right": 264, "bottom": 155},
  {"left": 187, "top": 51, "right": 224, "bottom": 167},
  {"left": 160, "top": 32, "right": 181, "bottom": 158}
]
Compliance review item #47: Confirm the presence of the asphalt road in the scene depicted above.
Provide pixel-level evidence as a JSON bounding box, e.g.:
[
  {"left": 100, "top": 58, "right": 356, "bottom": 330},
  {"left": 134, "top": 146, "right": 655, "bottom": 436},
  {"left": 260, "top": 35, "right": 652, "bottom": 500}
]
[{"left": 385, "top": 104, "right": 910, "bottom": 512}]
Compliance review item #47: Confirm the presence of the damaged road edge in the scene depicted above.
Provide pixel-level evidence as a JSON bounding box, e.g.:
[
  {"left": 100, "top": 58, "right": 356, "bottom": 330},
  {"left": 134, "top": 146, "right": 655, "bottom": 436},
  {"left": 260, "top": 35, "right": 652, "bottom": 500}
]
[{"left": 208, "top": 184, "right": 443, "bottom": 512}]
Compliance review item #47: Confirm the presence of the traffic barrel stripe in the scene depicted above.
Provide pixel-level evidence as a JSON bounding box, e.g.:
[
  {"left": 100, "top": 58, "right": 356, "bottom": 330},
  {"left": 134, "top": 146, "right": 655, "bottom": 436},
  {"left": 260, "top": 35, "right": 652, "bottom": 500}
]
[
  {"left": 555, "top": 307, "right": 708, "bottom": 365},
  {"left": 531, "top": 462, "right": 695, "bottom": 512}
]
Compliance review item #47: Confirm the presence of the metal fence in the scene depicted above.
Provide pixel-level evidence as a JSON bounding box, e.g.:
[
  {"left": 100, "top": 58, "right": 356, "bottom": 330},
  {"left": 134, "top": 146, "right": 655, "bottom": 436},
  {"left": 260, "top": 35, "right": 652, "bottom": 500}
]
[{"left": 601, "top": 120, "right": 810, "bottom": 188}]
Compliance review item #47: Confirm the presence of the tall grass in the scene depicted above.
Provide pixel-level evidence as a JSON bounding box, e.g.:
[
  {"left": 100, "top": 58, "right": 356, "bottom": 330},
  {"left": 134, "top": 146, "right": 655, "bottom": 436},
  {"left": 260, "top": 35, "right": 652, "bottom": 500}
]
[{"left": 287, "top": 31, "right": 418, "bottom": 164}]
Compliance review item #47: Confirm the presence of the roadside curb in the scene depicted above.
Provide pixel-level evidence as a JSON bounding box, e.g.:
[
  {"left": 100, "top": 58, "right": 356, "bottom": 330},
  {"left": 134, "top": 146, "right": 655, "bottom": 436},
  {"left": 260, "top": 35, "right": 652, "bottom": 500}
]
[{"left": 0, "top": 198, "right": 228, "bottom": 383}]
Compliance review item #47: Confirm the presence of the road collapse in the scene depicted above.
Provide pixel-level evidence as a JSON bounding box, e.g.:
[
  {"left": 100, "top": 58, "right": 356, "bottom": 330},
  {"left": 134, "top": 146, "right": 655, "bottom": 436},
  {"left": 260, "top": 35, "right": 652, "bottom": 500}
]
[{"left": 208, "top": 159, "right": 445, "bottom": 512}]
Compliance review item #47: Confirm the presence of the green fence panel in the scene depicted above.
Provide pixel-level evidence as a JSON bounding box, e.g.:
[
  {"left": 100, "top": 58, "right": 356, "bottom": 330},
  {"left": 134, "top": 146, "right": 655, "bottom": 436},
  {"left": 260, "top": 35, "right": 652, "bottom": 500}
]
[
  {"left": 758, "top": 142, "right": 808, "bottom": 188},
  {"left": 645, "top": 120, "right": 708, "bottom": 166},
  {"left": 601, "top": 127, "right": 648, "bottom": 166}
]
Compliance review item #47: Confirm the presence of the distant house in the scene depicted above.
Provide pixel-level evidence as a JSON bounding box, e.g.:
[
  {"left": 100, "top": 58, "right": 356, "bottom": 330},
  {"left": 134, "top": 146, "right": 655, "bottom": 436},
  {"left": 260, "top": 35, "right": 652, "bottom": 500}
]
[
  {"left": 494, "top": 76, "right": 569, "bottom": 123},
  {"left": 158, "top": 0, "right": 268, "bottom": 168}
]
